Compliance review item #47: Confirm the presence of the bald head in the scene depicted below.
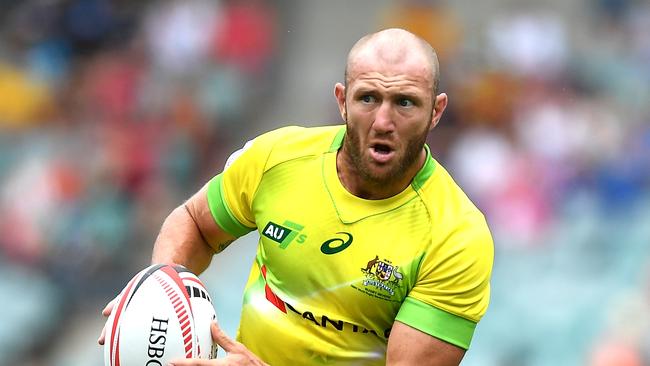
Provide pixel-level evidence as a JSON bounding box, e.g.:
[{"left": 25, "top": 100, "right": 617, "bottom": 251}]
[{"left": 345, "top": 28, "right": 440, "bottom": 95}]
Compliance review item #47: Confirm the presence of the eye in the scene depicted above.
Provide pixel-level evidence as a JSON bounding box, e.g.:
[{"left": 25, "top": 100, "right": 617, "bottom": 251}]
[
  {"left": 360, "top": 95, "right": 376, "bottom": 104},
  {"left": 398, "top": 98, "right": 414, "bottom": 107}
]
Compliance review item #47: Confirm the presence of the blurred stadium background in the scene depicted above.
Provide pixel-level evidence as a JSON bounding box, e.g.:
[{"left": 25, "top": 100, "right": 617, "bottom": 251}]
[{"left": 0, "top": 0, "right": 649, "bottom": 365}]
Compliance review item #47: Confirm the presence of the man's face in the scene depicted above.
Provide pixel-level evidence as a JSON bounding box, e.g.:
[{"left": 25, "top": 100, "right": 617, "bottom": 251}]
[{"left": 339, "top": 58, "right": 436, "bottom": 185}]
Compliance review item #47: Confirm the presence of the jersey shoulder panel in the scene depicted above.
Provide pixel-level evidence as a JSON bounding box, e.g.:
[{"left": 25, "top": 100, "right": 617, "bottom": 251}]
[
  {"left": 418, "top": 161, "right": 484, "bottom": 220},
  {"left": 410, "top": 160, "right": 494, "bottom": 323},
  {"left": 263, "top": 124, "right": 344, "bottom": 171},
  {"left": 207, "top": 125, "right": 344, "bottom": 236}
]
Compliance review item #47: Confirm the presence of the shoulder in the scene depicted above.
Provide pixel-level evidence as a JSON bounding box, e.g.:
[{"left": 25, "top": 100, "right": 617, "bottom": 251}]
[
  {"left": 242, "top": 124, "right": 345, "bottom": 171},
  {"left": 418, "top": 159, "right": 493, "bottom": 286},
  {"left": 419, "top": 159, "right": 486, "bottom": 226}
]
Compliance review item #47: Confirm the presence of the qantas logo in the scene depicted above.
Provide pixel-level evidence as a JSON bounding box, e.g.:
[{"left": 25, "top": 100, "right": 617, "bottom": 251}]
[
  {"left": 257, "top": 265, "right": 391, "bottom": 339},
  {"left": 285, "top": 302, "right": 391, "bottom": 340}
]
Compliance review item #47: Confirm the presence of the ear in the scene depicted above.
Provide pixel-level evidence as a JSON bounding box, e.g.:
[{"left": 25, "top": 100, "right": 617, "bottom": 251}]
[
  {"left": 430, "top": 93, "right": 448, "bottom": 130},
  {"left": 334, "top": 83, "right": 347, "bottom": 122}
]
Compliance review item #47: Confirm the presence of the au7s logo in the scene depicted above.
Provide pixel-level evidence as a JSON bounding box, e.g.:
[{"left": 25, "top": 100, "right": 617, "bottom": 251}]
[{"left": 262, "top": 221, "right": 306, "bottom": 249}]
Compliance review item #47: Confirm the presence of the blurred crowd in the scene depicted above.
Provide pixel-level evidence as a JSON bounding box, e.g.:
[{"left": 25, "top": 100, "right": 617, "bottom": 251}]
[
  {"left": 0, "top": 0, "right": 278, "bottom": 363},
  {"left": 0, "top": 0, "right": 649, "bottom": 365},
  {"left": 381, "top": 1, "right": 650, "bottom": 365},
  {"left": 383, "top": 0, "right": 650, "bottom": 244},
  {"left": 379, "top": 1, "right": 650, "bottom": 365}
]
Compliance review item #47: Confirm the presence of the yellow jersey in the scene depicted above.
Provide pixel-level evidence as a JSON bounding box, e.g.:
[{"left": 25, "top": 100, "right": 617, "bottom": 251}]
[{"left": 206, "top": 125, "right": 493, "bottom": 365}]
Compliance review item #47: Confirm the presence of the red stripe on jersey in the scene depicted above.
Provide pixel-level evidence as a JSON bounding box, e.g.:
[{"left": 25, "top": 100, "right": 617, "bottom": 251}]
[{"left": 261, "top": 265, "right": 287, "bottom": 313}]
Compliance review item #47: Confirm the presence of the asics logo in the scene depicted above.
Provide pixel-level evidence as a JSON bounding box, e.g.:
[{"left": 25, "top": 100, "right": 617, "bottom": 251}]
[{"left": 320, "top": 232, "right": 353, "bottom": 255}]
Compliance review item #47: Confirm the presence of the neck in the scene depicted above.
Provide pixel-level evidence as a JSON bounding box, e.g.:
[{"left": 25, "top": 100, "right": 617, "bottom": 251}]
[{"left": 336, "top": 147, "right": 426, "bottom": 200}]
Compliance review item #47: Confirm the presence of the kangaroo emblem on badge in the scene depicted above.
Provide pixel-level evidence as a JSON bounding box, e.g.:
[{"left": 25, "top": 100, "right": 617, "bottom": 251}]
[{"left": 361, "top": 255, "right": 403, "bottom": 285}]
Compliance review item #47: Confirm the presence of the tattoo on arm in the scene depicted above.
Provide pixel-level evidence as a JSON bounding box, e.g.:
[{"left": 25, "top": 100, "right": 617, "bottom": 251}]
[
  {"left": 183, "top": 203, "right": 234, "bottom": 254},
  {"left": 216, "top": 240, "right": 234, "bottom": 253}
]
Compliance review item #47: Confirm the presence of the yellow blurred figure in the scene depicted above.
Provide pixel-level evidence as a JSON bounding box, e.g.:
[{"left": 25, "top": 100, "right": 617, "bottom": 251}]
[
  {"left": 0, "top": 63, "right": 53, "bottom": 128},
  {"left": 380, "top": 0, "right": 463, "bottom": 65}
]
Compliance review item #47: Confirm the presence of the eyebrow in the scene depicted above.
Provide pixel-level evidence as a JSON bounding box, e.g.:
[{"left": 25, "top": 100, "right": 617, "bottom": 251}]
[
  {"left": 352, "top": 87, "right": 422, "bottom": 98},
  {"left": 393, "top": 92, "right": 421, "bottom": 100}
]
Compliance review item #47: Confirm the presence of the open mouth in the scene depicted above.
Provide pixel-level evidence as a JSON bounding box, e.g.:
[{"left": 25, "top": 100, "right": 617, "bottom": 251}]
[
  {"left": 372, "top": 143, "right": 393, "bottom": 155},
  {"left": 369, "top": 143, "right": 395, "bottom": 163}
]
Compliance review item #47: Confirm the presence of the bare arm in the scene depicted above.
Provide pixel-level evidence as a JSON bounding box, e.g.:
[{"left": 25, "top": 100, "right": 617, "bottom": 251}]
[
  {"left": 99, "top": 183, "right": 238, "bottom": 345},
  {"left": 386, "top": 321, "right": 466, "bottom": 366},
  {"left": 152, "top": 183, "right": 237, "bottom": 274}
]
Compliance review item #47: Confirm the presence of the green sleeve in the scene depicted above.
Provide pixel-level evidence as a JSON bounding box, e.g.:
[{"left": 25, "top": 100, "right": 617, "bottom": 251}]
[
  {"left": 395, "top": 297, "right": 477, "bottom": 350},
  {"left": 206, "top": 173, "right": 255, "bottom": 237}
]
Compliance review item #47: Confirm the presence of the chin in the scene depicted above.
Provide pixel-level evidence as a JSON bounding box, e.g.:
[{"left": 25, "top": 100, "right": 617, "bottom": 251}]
[{"left": 363, "top": 164, "right": 401, "bottom": 184}]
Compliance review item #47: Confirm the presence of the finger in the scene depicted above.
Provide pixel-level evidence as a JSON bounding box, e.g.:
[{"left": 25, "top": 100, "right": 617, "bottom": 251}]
[
  {"left": 102, "top": 296, "right": 118, "bottom": 316},
  {"left": 98, "top": 296, "right": 119, "bottom": 345},
  {"left": 98, "top": 325, "right": 107, "bottom": 345},
  {"left": 211, "top": 322, "right": 237, "bottom": 353}
]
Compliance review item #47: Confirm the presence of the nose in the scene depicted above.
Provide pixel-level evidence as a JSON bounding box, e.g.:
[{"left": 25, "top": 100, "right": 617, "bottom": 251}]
[{"left": 372, "top": 101, "right": 395, "bottom": 134}]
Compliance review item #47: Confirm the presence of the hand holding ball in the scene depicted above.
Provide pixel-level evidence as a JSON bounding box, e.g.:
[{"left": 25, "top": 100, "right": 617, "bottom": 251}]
[{"left": 103, "top": 264, "right": 218, "bottom": 366}]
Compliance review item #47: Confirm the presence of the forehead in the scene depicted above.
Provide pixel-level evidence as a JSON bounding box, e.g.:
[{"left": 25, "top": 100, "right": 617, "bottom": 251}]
[
  {"left": 347, "top": 44, "right": 433, "bottom": 95},
  {"left": 348, "top": 59, "right": 433, "bottom": 97}
]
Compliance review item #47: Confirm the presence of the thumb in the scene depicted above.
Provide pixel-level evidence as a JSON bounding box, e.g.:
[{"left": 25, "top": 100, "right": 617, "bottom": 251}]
[{"left": 211, "top": 322, "right": 237, "bottom": 353}]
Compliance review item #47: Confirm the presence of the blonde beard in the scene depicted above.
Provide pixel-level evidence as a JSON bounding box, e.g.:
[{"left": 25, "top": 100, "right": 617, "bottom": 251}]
[{"left": 342, "top": 117, "right": 430, "bottom": 185}]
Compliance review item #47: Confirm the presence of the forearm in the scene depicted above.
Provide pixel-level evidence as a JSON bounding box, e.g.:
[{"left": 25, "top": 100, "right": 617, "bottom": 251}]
[{"left": 151, "top": 203, "right": 216, "bottom": 275}]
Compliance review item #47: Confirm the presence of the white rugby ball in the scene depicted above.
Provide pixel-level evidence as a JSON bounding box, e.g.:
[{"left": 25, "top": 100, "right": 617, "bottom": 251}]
[{"left": 104, "top": 264, "right": 218, "bottom": 366}]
